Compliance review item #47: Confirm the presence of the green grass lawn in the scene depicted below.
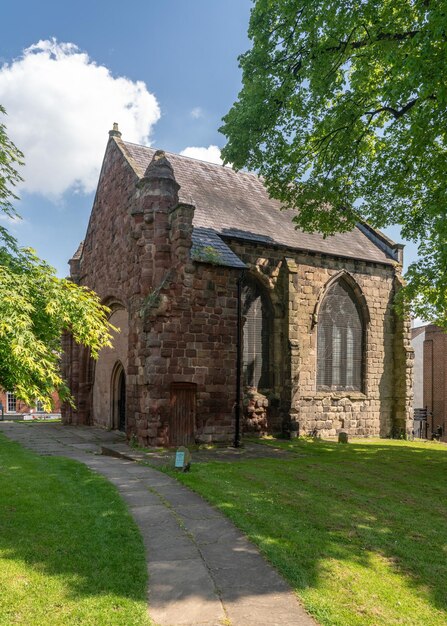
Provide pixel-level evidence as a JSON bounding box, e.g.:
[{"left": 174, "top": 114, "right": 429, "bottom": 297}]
[
  {"left": 173, "top": 437, "right": 447, "bottom": 626},
  {"left": 0, "top": 434, "right": 151, "bottom": 626}
]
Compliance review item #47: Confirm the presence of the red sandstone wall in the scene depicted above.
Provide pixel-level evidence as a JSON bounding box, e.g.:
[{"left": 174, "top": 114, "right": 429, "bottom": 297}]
[
  {"left": 63, "top": 140, "right": 240, "bottom": 445},
  {"left": 62, "top": 137, "right": 139, "bottom": 426},
  {"left": 140, "top": 262, "right": 238, "bottom": 443}
]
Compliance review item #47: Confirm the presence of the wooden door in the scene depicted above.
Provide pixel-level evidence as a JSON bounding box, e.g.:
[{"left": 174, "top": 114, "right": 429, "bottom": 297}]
[
  {"left": 118, "top": 369, "right": 126, "bottom": 432},
  {"left": 169, "top": 383, "right": 196, "bottom": 446}
]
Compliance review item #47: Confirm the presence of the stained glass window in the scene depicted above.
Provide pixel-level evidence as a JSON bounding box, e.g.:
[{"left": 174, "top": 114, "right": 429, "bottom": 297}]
[{"left": 317, "top": 281, "right": 364, "bottom": 391}]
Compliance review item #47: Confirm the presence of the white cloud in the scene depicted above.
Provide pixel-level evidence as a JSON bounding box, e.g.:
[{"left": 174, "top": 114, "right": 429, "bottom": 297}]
[
  {"left": 0, "top": 39, "right": 161, "bottom": 198},
  {"left": 180, "top": 145, "right": 223, "bottom": 165},
  {"left": 190, "top": 106, "right": 203, "bottom": 119}
]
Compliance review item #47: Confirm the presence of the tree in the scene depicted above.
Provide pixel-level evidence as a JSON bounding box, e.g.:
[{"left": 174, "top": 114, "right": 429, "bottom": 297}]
[
  {"left": 0, "top": 105, "right": 112, "bottom": 410},
  {"left": 221, "top": 0, "right": 447, "bottom": 325}
]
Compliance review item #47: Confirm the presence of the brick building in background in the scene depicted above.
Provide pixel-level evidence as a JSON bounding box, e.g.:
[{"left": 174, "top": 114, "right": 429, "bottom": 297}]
[
  {"left": 0, "top": 389, "right": 61, "bottom": 419},
  {"left": 412, "top": 324, "right": 447, "bottom": 441},
  {"left": 61, "top": 126, "right": 413, "bottom": 446}
]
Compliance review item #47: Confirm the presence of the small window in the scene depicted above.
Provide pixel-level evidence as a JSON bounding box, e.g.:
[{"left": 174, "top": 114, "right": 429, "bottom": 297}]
[
  {"left": 35, "top": 400, "right": 44, "bottom": 413},
  {"left": 6, "top": 391, "right": 17, "bottom": 413},
  {"left": 317, "top": 281, "right": 364, "bottom": 391}
]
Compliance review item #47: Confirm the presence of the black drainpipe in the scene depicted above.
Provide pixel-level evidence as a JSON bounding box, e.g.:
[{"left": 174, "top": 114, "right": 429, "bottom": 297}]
[{"left": 234, "top": 270, "right": 245, "bottom": 448}]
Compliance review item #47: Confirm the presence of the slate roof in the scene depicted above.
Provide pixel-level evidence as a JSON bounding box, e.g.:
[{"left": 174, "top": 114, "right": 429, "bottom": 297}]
[
  {"left": 191, "top": 227, "right": 247, "bottom": 269},
  {"left": 118, "top": 140, "right": 399, "bottom": 266}
]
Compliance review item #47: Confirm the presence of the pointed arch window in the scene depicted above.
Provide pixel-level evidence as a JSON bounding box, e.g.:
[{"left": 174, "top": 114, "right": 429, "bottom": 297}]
[
  {"left": 242, "top": 277, "right": 272, "bottom": 389},
  {"left": 317, "top": 280, "right": 364, "bottom": 391}
]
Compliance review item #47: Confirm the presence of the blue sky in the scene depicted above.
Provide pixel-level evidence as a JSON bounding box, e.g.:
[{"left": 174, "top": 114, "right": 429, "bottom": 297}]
[{"left": 1, "top": 0, "right": 416, "bottom": 278}]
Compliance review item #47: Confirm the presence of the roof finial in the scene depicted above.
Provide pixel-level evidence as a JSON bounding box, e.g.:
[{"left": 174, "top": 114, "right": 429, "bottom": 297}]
[{"left": 109, "top": 122, "right": 122, "bottom": 138}]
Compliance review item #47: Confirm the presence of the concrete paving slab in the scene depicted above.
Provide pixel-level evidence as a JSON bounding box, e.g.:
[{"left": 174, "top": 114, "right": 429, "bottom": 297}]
[
  {"left": 149, "top": 558, "right": 219, "bottom": 599},
  {"left": 148, "top": 559, "right": 225, "bottom": 626},
  {"left": 180, "top": 517, "right": 241, "bottom": 546},
  {"left": 138, "top": 476, "right": 177, "bottom": 488},
  {"left": 147, "top": 536, "right": 198, "bottom": 562},
  {"left": 149, "top": 595, "right": 225, "bottom": 626},
  {"left": 70, "top": 443, "right": 100, "bottom": 451},
  {"left": 225, "top": 593, "right": 313, "bottom": 626},
  {"left": 123, "top": 465, "right": 156, "bottom": 476},
  {"left": 174, "top": 504, "right": 223, "bottom": 520},
  {"left": 199, "top": 543, "right": 262, "bottom": 569},
  {"left": 120, "top": 489, "right": 162, "bottom": 507},
  {"left": 131, "top": 504, "right": 173, "bottom": 525},
  {"left": 211, "top": 565, "right": 291, "bottom": 593},
  {"left": 157, "top": 488, "right": 216, "bottom": 507}
]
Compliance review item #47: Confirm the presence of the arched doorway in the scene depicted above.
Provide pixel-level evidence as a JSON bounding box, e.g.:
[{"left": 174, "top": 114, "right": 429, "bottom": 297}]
[
  {"left": 111, "top": 362, "right": 126, "bottom": 432},
  {"left": 92, "top": 306, "right": 128, "bottom": 429}
]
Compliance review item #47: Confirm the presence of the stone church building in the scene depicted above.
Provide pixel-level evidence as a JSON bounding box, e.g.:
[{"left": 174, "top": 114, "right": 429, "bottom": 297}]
[{"left": 61, "top": 126, "right": 413, "bottom": 446}]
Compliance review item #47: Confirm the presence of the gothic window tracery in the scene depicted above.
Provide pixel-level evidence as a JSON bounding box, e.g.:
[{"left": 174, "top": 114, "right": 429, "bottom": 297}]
[{"left": 317, "top": 279, "right": 365, "bottom": 391}]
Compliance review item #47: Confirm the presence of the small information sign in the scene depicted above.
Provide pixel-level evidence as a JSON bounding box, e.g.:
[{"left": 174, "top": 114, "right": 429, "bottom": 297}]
[
  {"left": 174, "top": 446, "right": 191, "bottom": 472},
  {"left": 175, "top": 450, "right": 185, "bottom": 468}
]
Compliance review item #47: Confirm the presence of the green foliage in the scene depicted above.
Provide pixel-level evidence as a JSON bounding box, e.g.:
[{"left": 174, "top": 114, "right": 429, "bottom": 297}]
[
  {"left": 191, "top": 244, "right": 222, "bottom": 265},
  {"left": 0, "top": 106, "right": 112, "bottom": 409},
  {"left": 0, "top": 107, "right": 22, "bottom": 219},
  {"left": 140, "top": 269, "right": 172, "bottom": 317},
  {"left": 221, "top": 0, "right": 447, "bottom": 325}
]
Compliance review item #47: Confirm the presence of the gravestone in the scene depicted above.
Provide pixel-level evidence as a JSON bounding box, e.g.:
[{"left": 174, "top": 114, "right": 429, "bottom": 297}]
[{"left": 338, "top": 431, "right": 348, "bottom": 444}]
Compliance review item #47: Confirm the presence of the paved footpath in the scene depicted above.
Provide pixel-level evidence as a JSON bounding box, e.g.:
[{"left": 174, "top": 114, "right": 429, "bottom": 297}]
[{"left": 0, "top": 422, "right": 316, "bottom": 626}]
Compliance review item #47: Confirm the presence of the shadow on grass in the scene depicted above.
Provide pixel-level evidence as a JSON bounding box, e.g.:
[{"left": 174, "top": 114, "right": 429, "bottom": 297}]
[
  {"left": 2, "top": 424, "right": 447, "bottom": 625},
  {"left": 0, "top": 434, "right": 147, "bottom": 602},
  {"left": 176, "top": 437, "right": 447, "bottom": 623}
]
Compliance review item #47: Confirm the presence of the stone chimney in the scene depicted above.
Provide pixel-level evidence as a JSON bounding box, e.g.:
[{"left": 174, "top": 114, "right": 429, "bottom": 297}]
[{"left": 108, "top": 122, "right": 122, "bottom": 138}]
